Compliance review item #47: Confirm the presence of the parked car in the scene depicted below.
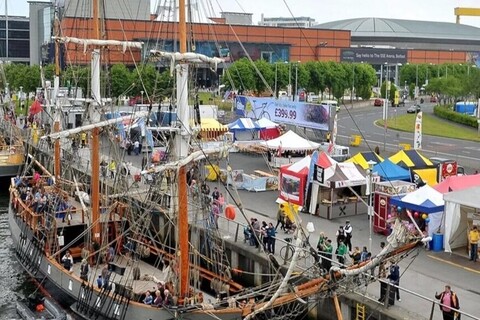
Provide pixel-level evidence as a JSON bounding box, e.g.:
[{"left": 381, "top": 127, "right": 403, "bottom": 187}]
[
  {"left": 407, "top": 105, "right": 421, "bottom": 113},
  {"left": 374, "top": 98, "right": 383, "bottom": 106},
  {"left": 430, "top": 96, "right": 437, "bottom": 103}
]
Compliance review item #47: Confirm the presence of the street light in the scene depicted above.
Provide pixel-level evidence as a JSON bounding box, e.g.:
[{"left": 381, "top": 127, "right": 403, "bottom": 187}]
[
  {"left": 415, "top": 64, "right": 419, "bottom": 100},
  {"left": 384, "top": 62, "right": 389, "bottom": 151},
  {"left": 351, "top": 63, "right": 355, "bottom": 103},
  {"left": 366, "top": 160, "right": 377, "bottom": 252},
  {"left": 295, "top": 61, "right": 299, "bottom": 101},
  {"left": 286, "top": 61, "right": 292, "bottom": 100},
  {"left": 274, "top": 62, "right": 278, "bottom": 98}
]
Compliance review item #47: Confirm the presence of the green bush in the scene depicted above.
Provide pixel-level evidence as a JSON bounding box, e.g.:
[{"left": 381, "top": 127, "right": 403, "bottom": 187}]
[{"left": 433, "top": 105, "right": 478, "bottom": 128}]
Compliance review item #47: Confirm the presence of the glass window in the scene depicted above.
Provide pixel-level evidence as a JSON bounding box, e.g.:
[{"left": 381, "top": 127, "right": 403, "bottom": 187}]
[
  {"left": 261, "top": 51, "right": 273, "bottom": 62},
  {"left": 8, "top": 30, "right": 29, "bottom": 39},
  {"left": 8, "top": 21, "right": 28, "bottom": 29}
]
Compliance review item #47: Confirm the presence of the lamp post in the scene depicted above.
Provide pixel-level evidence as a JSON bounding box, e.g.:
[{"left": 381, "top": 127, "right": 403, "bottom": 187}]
[
  {"left": 287, "top": 61, "right": 292, "bottom": 100},
  {"left": 294, "top": 61, "right": 299, "bottom": 101},
  {"left": 140, "top": 90, "right": 144, "bottom": 105},
  {"left": 415, "top": 64, "right": 419, "bottom": 100},
  {"left": 366, "top": 160, "right": 377, "bottom": 252},
  {"left": 274, "top": 62, "right": 278, "bottom": 98},
  {"left": 384, "top": 63, "right": 389, "bottom": 151},
  {"left": 351, "top": 63, "right": 355, "bottom": 103}
]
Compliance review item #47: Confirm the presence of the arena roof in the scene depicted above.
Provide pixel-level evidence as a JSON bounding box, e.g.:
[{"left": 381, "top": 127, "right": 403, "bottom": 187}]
[{"left": 314, "top": 17, "right": 480, "bottom": 41}]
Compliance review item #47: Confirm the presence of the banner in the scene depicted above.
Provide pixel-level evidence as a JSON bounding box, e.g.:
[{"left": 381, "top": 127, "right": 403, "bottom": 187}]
[
  {"left": 241, "top": 174, "right": 278, "bottom": 192},
  {"left": 235, "top": 96, "right": 331, "bottom": 131},
  {"left": 413, "top": 112, "right": 423, "bottom": 149}
]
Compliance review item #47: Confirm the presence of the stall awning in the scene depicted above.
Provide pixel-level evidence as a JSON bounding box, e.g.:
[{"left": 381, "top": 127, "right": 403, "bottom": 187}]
[
  {"left": 373, "top": 159, "right": 411, "bottom": 181},
  {"left": 390, "top": 185, "right": 444, "bottom": 213},
  {"left": 389, "top": 149, "right": 433, "bottom": 168},
  {"left": 434, "top": 174, "right": 480, "bottom": 193},
  {"left": 227, "top": 118, "right": 261, "bottom": 131},
  {"left": 260, "top": 130, "right": 320, "bottom": 151},
  {"left": 199, "top": 118, "right": 228, "bottom": 141},
  {"left": 345, "top": 151, "right": 383, "bottom": 170}
]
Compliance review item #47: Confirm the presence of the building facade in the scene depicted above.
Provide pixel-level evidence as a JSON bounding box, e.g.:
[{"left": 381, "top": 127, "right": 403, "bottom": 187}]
[
  {"left": 259, "top": 15, "right": 316, "bottom": 28},
  {"left": 0, "top": 15, "right": 29, "bottom": 63}
]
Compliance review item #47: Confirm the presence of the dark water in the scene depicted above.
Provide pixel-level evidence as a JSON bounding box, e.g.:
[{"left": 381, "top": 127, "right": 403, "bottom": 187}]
[{"left": 0, "top": 182, "right": 32, "bottom": 320}]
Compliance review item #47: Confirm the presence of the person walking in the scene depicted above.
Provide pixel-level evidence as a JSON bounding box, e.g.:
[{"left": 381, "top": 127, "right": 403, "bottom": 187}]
[
  {"left": 435, "top": 285, "right": 460, "bottom": 320},
  {"left": 275, "top": 205, "right": 286, "bottom": 231},
  {"left": 344, "top": 220, "right": 353, "bottom": 252},
  {"left": 387, "top": 262, "right": 401, "bottom": 302},
  {"left": 469, "top": 225, "right": 479, "bottom": 262}
]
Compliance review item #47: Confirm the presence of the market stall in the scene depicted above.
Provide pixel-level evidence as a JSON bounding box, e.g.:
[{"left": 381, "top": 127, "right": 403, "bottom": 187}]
[
  {"left": 345, "top": 151, "right": 383, "bottom": 169},
  {"left": 227, "top": 118, "right": 261, "bottom": 141},
  {"left": 310, "top": 162, "right": 376, "bottom": 219},
  {"left": 434, "top": 174, "right": 480, "bottom": 193},
  {"left": 443, "top": 186, "right": 480, "bottom": 253},
  {"left": 373, "top": 180, "right": 416, "bottom": 235},
  {"left": 256, "top": 117, "right": 281, "bottom": 140},
  {"left": 373, "top": 159, "right": 411, "bottom": 182},
  {"left": 390, "top": 185, "right": 445, "bottom": 250},
  {"left": 278, "top": 155, "right": 311, "bottom": 206},
  {"left": 260, "top": 130, "right": 320, "bottom": 168},
  {"left": 199, "top": 118, "right": 228, "bottom": 141},
  {"left": 389, "top": 149, "right": 437, "bottom": 186}
]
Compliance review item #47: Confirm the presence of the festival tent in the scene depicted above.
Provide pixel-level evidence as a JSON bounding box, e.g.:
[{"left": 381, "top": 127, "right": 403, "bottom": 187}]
[
  {"left": 390, "top": 185, "right": 445, "bottom": 240},
  {"left": 260, "top": 130, "right": 320, "bottom": 152},
  {"left": 434, "top": 174, "right": 480, "bottom": 193},
  {"left": 345, "top": 151, "right": 384, "bottom": 170},
  {"left": 443, "top": 187, "right": 480, "bottom": 252},
  {"left": 390, "top": 185, "right": 444, "bottom": 214},
  {"left": 279, "top": 155, "right": 311, "bottom": 206},
  {"left": 389, "top": 149, "right": 433, "bottom": 169},
  {"left": 389, "top": 150, "right": 437, "bottom": 185},
  {"left": 325, "top": 162, "right": 368, "bottom": 188},
  {"left": 227, "top": 118, "right": 261, "bottom": 141},
  {"left": 410, "top": 167, "right": 439, "bottom": 186},
  {"left": 373, "top": 159, "right": 411, "bottom": 181},
  {"left": 256, "top": 117, "right": 281, "bottom": 140},
  {"left": 199, "top": 118, "right": 228, "bottom": 140}
]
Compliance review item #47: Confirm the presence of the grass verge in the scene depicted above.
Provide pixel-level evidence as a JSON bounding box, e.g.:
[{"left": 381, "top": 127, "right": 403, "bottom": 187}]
[
  {"left": 376, "top": 113, "right": 480, "bottom": 142},
  {"left": 196, "top": 92, "right": 233, "bottom": 111}
]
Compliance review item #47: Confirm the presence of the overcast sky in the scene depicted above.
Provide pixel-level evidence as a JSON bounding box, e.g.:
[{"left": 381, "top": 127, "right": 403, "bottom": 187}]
[{"left": 3, "top": 0, "right": 480, "bottom": 28}]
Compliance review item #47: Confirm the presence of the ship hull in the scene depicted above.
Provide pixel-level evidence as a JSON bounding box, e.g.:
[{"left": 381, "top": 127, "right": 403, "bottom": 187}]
[{"left": 8, "top": 204, "right": 242, "bottom": 320}]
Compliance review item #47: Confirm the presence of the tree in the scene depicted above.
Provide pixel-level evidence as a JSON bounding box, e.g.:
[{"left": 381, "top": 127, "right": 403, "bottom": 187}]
[
  {"left": 304, "top": 61, "right": 325, "bottom": 94},
  {"left": 110, "top": 64, "right": 133, "bottom": 98},
  {"left": 222, "top": 58, "right": 255, "bottom": 93},
  {"left": 252, "top": 59, "right": 274, "bottom": 95},
  {"left": 354, "top": 63, "right": 377, "bottom": 100}
]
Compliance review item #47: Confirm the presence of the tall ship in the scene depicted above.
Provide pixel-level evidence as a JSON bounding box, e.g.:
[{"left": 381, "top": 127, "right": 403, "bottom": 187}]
[{"left": 8, "top": 1, "right": 425, "bottom": 319}]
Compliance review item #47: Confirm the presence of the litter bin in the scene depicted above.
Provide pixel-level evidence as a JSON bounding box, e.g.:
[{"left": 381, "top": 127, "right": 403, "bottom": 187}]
[{"left": 431, "top": 233, "right": 444, "bottom": 252}]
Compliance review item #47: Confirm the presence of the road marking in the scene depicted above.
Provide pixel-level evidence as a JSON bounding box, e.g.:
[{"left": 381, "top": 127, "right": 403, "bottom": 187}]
[
  {"left": 430, "top": 142, "right": 456, "bottom": 147},
  {"left": 463, "top": 151, "right": 471, "bottom": 154},
  {"left": 427, "top": 254, "right": 480, "bottom": 274}
]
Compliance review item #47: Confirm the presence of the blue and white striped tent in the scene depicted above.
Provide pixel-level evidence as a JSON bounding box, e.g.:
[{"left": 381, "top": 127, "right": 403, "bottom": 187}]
[
  {"left": 227, "top": 118, "right": 261, "bottom": 140},
  {"left": 227, "top": 118, "right": 261, "bottom": 130}
]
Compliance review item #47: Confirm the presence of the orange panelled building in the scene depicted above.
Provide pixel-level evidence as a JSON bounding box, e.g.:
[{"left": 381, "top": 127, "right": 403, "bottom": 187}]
[
  {"left": 60, "top": 18, "right": 351, "bottom": 65},
  {"left": 407, "top": 50, "right": 467, "bottom": 64},
  {"left": 59, "top": 17, "right": 469, "bottom": 67}
]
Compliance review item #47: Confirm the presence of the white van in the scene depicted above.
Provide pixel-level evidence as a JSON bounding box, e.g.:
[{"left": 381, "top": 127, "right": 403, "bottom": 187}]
[{"left": 321, "top": 100, "right": 340, "bottom": 112}]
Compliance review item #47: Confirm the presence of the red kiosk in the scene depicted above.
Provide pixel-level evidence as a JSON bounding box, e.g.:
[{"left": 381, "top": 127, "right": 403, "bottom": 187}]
[{"left": 374, "top": 181, "right": 416, "bottom": 235}]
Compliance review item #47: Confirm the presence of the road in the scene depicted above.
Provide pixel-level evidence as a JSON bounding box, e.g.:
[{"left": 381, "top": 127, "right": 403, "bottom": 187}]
[{"left": 335, "top": 102, "right": 480, "bottom": 170}]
